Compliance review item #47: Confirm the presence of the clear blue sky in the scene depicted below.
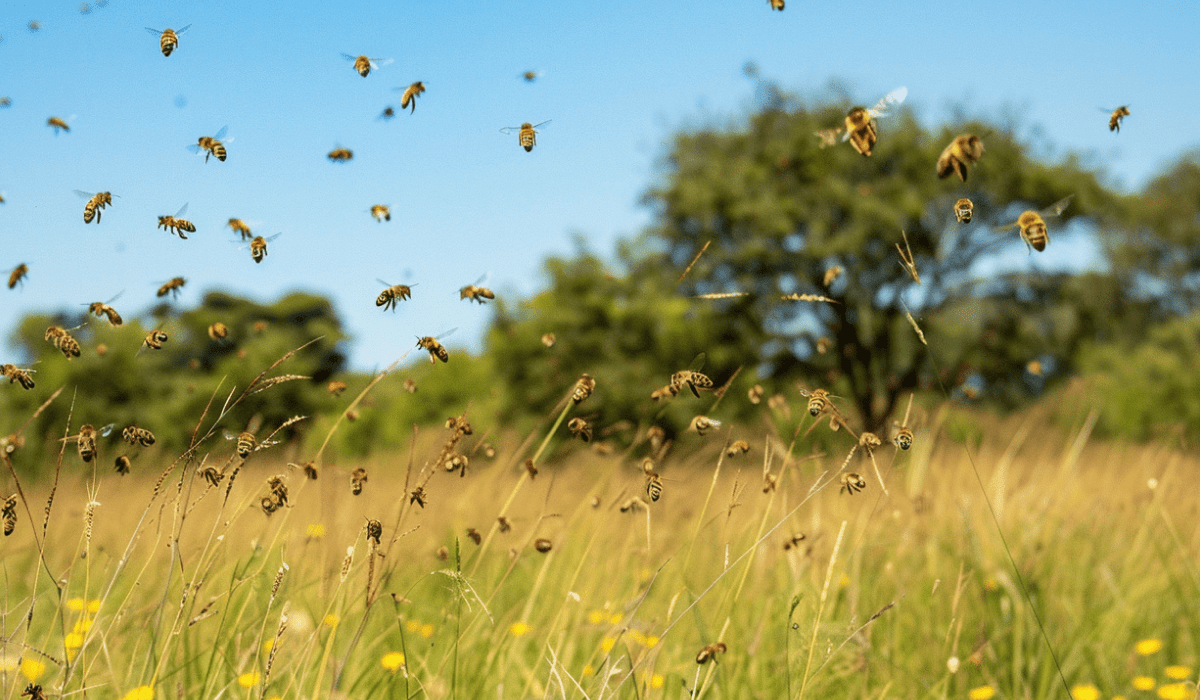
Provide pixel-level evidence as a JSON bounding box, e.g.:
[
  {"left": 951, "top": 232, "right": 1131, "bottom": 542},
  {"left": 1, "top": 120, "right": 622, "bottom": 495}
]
[{"left": 1, "top": 0, "right": 1196, "bottom": 370}]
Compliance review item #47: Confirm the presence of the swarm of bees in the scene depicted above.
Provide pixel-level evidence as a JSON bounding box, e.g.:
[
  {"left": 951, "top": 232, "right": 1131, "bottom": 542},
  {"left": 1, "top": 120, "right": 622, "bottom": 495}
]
[
  {"left": 995, "top": 195, "right": 1074, "bottom": 252},
  {"left": 77, "top": 190, "right": 115, "bottom": 223},
  {"left": 398, "top": 81, "right": 425, "bottom": 113},
  {"left": 189, "top": 126, "right": 229, "bottom": 163},
  {"left": 501, "top": 121, "right": 550, "bottom": 152},
  {"left": 158, "top": 204, "right": 196, "bottom": 239},
  {"left": 936, "top": 134, "right": 985, "bottom": 182},
  {"left": 147, "top": 25, "right": 190, "bottom": 56},
  {"left": 814, "top": 87, "right": 907, "bottom": 157}
]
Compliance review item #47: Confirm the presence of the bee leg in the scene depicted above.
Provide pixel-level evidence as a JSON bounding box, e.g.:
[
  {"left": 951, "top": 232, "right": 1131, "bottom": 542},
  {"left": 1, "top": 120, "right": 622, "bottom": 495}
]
[
  {"left": 954, "top": 160, "right": 967, "bottom": 182},
  {"left": 689, "top": 383, "right": 701, "bottom": 398}
]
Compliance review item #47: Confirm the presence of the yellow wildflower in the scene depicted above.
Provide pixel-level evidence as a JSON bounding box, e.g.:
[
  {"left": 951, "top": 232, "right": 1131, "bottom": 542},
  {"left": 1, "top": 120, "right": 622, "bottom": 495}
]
[
  {"left": 20, "top": 657, "right": 46, "bottom": 682},
  {"left": 66, "top": 598, "right": 85, "bottom": 612},
  {"left": 65, "top": 632, "right": 84, "bottom": 649},
  {"left": 1071, "top": 684, "right": 1100, "bottom": 700},
  {"left": 322, "top": 614, "right": 340, "bottom": 628},
  {"left": 73, "top": 617, "right": 93, "bottom": 634},
  {"left": 651, "top": 674, "right": 664, "bottom": 689},
  {"left": 406, "top": 619, "right": 422, "bottom": 633},
  {"left": 582, "top": 664, "right": 595, "bottom": 677},
  {"left": 645, "top": 635, "right": 660, "bottom": 648},
  {"left": 600, "top": 637, "right": 616, "bottom": 653},
  {"left": 609, "top": 613, "right": 623, "bottom": 625},
  {"left": 1158, "top": 684, "right": 1188, "bottom": 700},
  {"left": 1136, "top": 639, "right": 1164, "bottom": 656},
  {"left": 121, "top": 686, "right": 154, "bottom": 700},
  {"left": 305, "top": 523, "right": 326, "bottom": 539},
  {"left": 586, "top": 610, "right": 605, "bottom": 625},
  {"left": 1133, "top": 677, "right": 1156, "bottom": 691},
  {"left": 628, "top": 631, "right": 646, "bottom": 646},
  {"left": 237, "top": 672, "right": 261, "bottom": 688},
  {"left": 509, "top": 622, "right": 531, "bottom": 637},
  {"left": 261, "top": 639, "right": 275, "bottom": 655},
  {"left": 381, "top": 652, "right": 406, "bottom": 672},
  {"left": 420, "top": 623, "right": 434, "bottom": 639},
  {"left": 969, "top": 686, "right": 996, "bottom": 700},
  {"left": 87, "top": 599, "right": 101, "bottom": 614},
  {"left": 1164, "top": 667, "right": 1191, "bottom": 681}
]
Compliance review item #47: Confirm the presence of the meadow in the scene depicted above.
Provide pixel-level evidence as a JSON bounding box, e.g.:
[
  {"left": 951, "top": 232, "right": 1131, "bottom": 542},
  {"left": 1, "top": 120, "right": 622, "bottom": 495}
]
[{"left": 2, "top": 360, "right": 1197, "bottom": 700}]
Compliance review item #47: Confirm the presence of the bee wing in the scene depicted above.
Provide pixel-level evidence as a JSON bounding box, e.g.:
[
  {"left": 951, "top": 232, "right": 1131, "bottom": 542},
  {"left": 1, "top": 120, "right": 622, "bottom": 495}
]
[
  {"left": 473, "top": 272, "right": 491, "bottom": 286},
  {"left": 223, "top": 430, "right": 237, "bottom": 441},
  {"left": 175, "top": 24, "right": 191, "bottom": 35},
  {"left": 814, "top": 127, "right": 844, "bottom": 146},
  {"left": 98, "top": 423, "right": 116, "bottom": 437},
  {"left": 265, "top": 232, "right": 283, "bottom": 242},
  {"left": 175, "top": 203, "right": 189, "bottom": 218},
  {"left": 213, "top": 125, "right": 228, "bottom": 140},
  {"left": 532, "top": 120, "right": 552, "bottom": 129},
  {"left": 186, "top": 144, "right": 203, "bottom": 154},
  {"left": 340, "top": 53, "right": 357, "bottom": 61},
  {"left": 500, "top": 126, "right": 520, "bottom": 134},
  {"left": 74, "top": 189, "right": 96, "bottom": 199},
  {"left": 1040, "top": 194, "right": 1074, "bottom": 219},
  {"left": 687, "top": 352, "right": 707, "bottom": 372},
  {"left": 104, "top": 290, "right": 124, "bottom": 305},
  {"left": 435, "top": 327, "right": 459, "bottom": 340},
  {"left": 146, "top": 27, "right": 163, "bottom": 35},
  {"left": 866, "top": 86, "right": 907, "bottom": 118},
  {"left": 992, "top": 220, "right": 1020, "bottom": 233},
  {"left": 370, "top": 58, "right": 393, "bottom": 70},
  {"left": 376, "top": 279, "right": 394, "bottom": 287}
]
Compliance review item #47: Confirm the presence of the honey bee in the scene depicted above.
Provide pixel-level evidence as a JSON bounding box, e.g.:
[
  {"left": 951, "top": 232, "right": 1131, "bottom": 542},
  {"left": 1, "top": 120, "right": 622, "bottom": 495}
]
[
  {"left": 416, "top": 328, "right": 456, "bottom": 364},
  {"left": 351, "top": 467, "right": 368, "bottom": 495},
  {"left": 228, "top": 218, "right": 253, "bottom": 240},
  {"left": 1, "top": 364, "right": 36, "bottom": 390},
  {"left": 341, "top": 53, "right": 392, "bottom": 77},
  {"left": 466, "top": 527, "right": 481, "bottom": 545},
  {"left": 158, "top": 276, "right": 186, "bottom": 298},
  {"left": 696, "top": 642, "right": 727, "bottom": 664},
  {"left": 158, "top": 203, "right": 195, "bottom": 239},
  {"left": 769, "top": 0, "right": 785, "bottom": 9},
  {"left": 248, "top": 233, "right": 282, "bottom": 263},
  {"left": 146, "top": 25, "right": 191, "bottom": 57},
  {"left": 376, "top": 280, "right": 413, "bottom": 311},
  {"left": 188, "top": 125, "right": 229, "bottom": 163},
  {"left": 114, "top": 454, "right": 132, "bottom": 475},
  {"left": 572, "top": 374, "right": 596, "bottom": 404},
  {"left": 995, "top": 195, "right": 1074, "bottom": 253},
  {"left": 122, "top": 425, "right": 156, "bottom": 447},
  {"left": 541, "top": 333, "right": 556, "bottom": 348},
  {"left": 76, "top": 190, "right": 115, "bottom": 223},
  {"left": 954, "top": 198, "right": 975, "bottom": 224},
  {"left": 567, "top": 417, "right": 592, "bottom": 442},
  {"left": 327, "top": 147, "right": 353, "bottom": 162},
  {"left": 748, "top": 384, "right": 764, "bottom": 404},
  {"left": 366, "top": 519, "right": 382, "bottom": 546},
  {"left": 207, "top": 322, "right": 229, "bottom": 340},
  {"left": 45, "top": 325, "right": 83, "bottom": 359},
  {"left": 47, "top": 116, "right": 72, "bottom": 134},
  {"left": 73, "top": 423, "right": 114, "bottom": 463},
  {"left": 534, "top": 538, "right": 553, "bottom": 553},
  {"left": 521, "top": 70, "right": 544, "bottom": 82},
  {"left": 893, "top": 425, "right": 913, "bottom": 450},
  {"left": 139, "top": 329, "right": 168, "bottom": 352},
  {"left": 726, "top": 440, "right": 751, "bottom": 457},
  {"left": 0, "top": 97, "right": 10, "bottom": 108},
  {"left": 937, "top": 134, "right": 985, "bottom": 182},
  {"left": 799, "top": 387, "right": 832, "bottom": 417},
  {"left": 199, "top": 464, "right": 224, "bottom": 488},
  {"left": 327, "top": 380, "right": 347, "bottom": 396},
  {"left": 397, "top": 81, "right": 425, "bottom": 113},
  {"left": 814, "top": 86, "right": 907, "bottom": 157},
  {"left": 783, "top": 533, "right": 806, "bottom": 550},
  {"left": 2, "top": 495, "right": 17, "bottom": 537},
  {"left": 500, "top": 120, "right": 551, "bottom": 152},
  {"left": 7, "top": 264, "right": 28, "bottom": 290},
  {"left": 409, "top": 485, "right": 427, "bottom": 508},
  {"left": 497, "top": 516, "right": 511, "bottom": 532},
  {"left": 689, "top": 415, "right": 721, "bottom": 436},
  {"left": 670, "top": 353, "right": 714, "bottom": 398},
  {"left": 370, "top": 204, "right": 391, "bottom": 222},
  {"left": 840, "top": 472, "right": 866, "bottom": 495},
  {"left": 1104, "top": 105, "right": 1131, "bottom": 132},
  {"left": 84, "top": 292, "right": 123, "bottom": 326},
  {"left": 645, "top": 472, "right": 664, "bottom": 502},
  {"left": 378, "top": 106, "right": 396, "bottom": 121},
  {"left": 459, "top": 274, "right": 495, "bottom": 304},
  {"left": 28, "top": 21, "right": 43, "bottom": 32}
]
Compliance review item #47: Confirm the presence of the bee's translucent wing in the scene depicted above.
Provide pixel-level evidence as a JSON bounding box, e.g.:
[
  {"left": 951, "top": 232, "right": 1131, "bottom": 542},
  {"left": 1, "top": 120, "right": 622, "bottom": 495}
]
[
  {"left": 74, "top": 189, "right": 95, "bottom": 199},
  {"left": 1041, "top": 194, "right": 1074, "bottom": 219},
  {"left": 175, "top": 24, "right": 191, "bottom": 35},
  {"left": 435, "top": 327, "right": 458, "bottom": 341},
  {"left": 175, "top": 203, "right": 188, "bottom": 218},
  {"left": 376, "top": 279, "right": 393, "bottom": 287},
  {"left": 98, "top": 423, "right": 116, "bottom": 437},
  {"left": 867, "top": 86, "right": 907, "bottom": 118},
  {"left": 372, "top": 58, "right": 394, "bottom": 69},
  {"left": 500, "top": 126, "right": 520, "bottom": 134},
  {"left": 340, "top": 53, "right": 357, "bottom": 61},
  {"left": 687, "top": 352, "right": 707, "bottom": 372},
  {"left": 532, "top": 120, "right": 552, "bottom": 129},
  {"left": 146, "top": 27, "right": 163, "bottom": 35},
  {"left": 265, "top": 232, "right": 283, "bottom": 242},
  {"left": 814, "top": 128, "right": 843, "bottom": 147},
  {"left": 213, "top": 125, "right": 228, "bottom": 140},
  {"left": 186, "top": 144, "right": 203, "bottom": 154},
  {"left": 473, "top": 272, "right": 490, "bottom": 286}
]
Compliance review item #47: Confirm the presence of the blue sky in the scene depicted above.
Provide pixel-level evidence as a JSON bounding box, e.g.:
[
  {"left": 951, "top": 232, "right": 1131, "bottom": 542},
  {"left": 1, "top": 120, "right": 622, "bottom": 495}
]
[{"left": 1, "top": 0, "right": 1196, "bottom": 370}]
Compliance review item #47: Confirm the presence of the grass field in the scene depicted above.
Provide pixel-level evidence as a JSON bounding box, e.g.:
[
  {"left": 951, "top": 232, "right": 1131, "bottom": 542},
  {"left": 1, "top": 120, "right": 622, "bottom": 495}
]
[{"left": 2, "top": 369, "right": 1198, "bottom": 700}]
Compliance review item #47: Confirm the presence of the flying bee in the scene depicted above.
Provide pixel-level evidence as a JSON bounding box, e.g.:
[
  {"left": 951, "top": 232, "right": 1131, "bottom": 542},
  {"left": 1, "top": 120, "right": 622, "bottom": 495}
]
[
  {"left": 769, "top": 0, "right": 785, "bottom": 9},
  {"left": 8, "top": 263, "right": 28, "bottom": 290},
  {"left": 1, "top": 364, "right": 36, "bottom": 390},
  {"left": 645, "top": 472, "right": 664, "bottom": 502},
  {"left": 534, "top": 538, "right": 553, "bottom": 553},
  {"left": 815, "top": 86, "right": 907, "bottom": 157},
  {"left": 114, "top": 454, "right": 131, "bottom": 475},
  {"left": 497, "top": 515, "right": 511, "bottom": 532},
  {"left": 227, "top": 218, "right": 252, "bottom": 240},
  {"left": 409, "top": 486, "right": 427, "bottom": 508},
  {"left": 3, "top": 495, "right": 17, "bottom": 537},
  {"left": 327, "top": 147, "right": 353, "bottom": 162},
  {"left": 207, "top": 322, "right": 229, "bottom": 340},
  {"left": 403, "top": 378, "right": 417, "bottom": 393},
  {"left": 1103, "top": 105, "right": 1130, "bottom": 132},
  {"left": 222, "top": 430, "right": 255, "bottom": 459},
  {"left": 726, "top": 440, "right": 751, "bottom": 457},
  {"left": 995, "top": 195, "right": 1074, "bottom": 253},
  {"left": 567, "top": 417, "right": 592, "bottom": 442},
  {"left": 0, "top": 97, "right": 10, "bottom": 108},
  {"left": 466, "top": 527, "right": 481, "bottom": 545},
  {"left": 156, "top": 277, "right": 185, "bottom": 298},
  {"left": 500, "top": 120, "right": 551, "bottom": 152},
  {"left": 937, "top": 134, "right": 985, "bottom": 182},
  {"left": 396, "top": 81, "right": 425, "bottom": 113},
  {"left": 696, "top": 642, "right": 727, "bottom": 665},
  {"left": 351, "top": 467, "right": 368, "bottom": 495},
  {"left": 445, "top": 453, "right": 469, "bottom": 477},
  {"left": 799, "top": 387, "right": 832, "bottom": 417},
  {"left": 247, "top": 233, "right": 282, "bottom": 263},
  {"left": 341, "top": 53, "right": 392, "bottom": 77},
  {"left": 158, "top": 203, "right": 195, "bottom": 239},
  {"left": 689, "top": 415, "right": 721, "bottom": 436},
  {"left": 327, "top": 380, "right": 347, "bottom": 396},
  {"left": 370, "top": 204, "right": 391, "bottom": 222},
  {"left": 122, "top": 425, "right": 156, "bottom": 447},
  {"left": 954, "top": 197, "right": 975, "bottom": 224},
  {"left": 783, "top": 534, "right": 807, "bottom": 550},
  {"left": 146, "top": 24, "right": 191, "bottom": 56},
  {"left": 670, "top": 353, "right": 714, "bottom": 398},
  {"left": 840, "top": 472, "right": 866, "bottom": 495},
  {"left": 892, "top": 393, "right": 915, "bottom": 450},
  {"left": 376, "top": 280, "right": 413, "bottom": 311},
  {"left": 47, "top": 116, "right": 73, "bottom": 134},
  {"left": 142, "top": 329, "right": 169, "bottom": 352},
  {"left": 416, "top": 328, "right": 456, "bottom": 364},
  {"left": 75, "top": 190, "right": 115, "bottom": 224},
  {"left": 188, "top": 125, "right": 230, "bottom": 163},
  {"left": 378, "top": 106, "right": 396, "bottom": 121},
  {"left": 84, "top": 292, "right": 124, "bottom": 326},
  {"left": 572, "top": 374, "right": 596, "bottom": 404},
  {"left": 459, "top": 274, "right": 495, "bottom": 304},
  {"left": 45, "top": 325, "right": 83, "bottom": 359},
  {"left": 72, "top": 423, "right": 114, "bottom": 463},
  {"left": 521, "top": 70, "right": 545, "bottom": 82}
]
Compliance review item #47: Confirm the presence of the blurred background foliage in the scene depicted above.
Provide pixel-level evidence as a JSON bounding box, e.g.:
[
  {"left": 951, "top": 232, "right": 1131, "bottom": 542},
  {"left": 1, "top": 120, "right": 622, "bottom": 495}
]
[{"left": 4, "top": 86, "right": 1199, "bottom": 472}]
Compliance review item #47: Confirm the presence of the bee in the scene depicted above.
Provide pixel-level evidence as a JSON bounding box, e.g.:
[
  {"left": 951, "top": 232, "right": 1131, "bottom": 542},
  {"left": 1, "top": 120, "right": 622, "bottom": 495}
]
[
  {"left": 207, "top": 322, "right": 229, "bottom": 340},
  {"left": 370, "top": 205, "right": 391, "bottom": 222},
  {"left": 158, "top": 277, "right": 186, "bottom": 298},
  {"left": 670, "top": 353, "right": 714, "bottom": 398},
  {"left": 572, "top": 374, "right": 596, "bottom": 404},
  {"left": 954, "top": 198, "right": 975, "bottom": 224},
  {"left": 228, "top": 218, "right": 253, "bottom": 240},
  {"left": 416, "top": 328, "right": 456, "bottom": 364},
  {"left": 497, "top": 516, "right": 511, "bottom": 532},
  {"left": 645, "top": 472, "right": 664, "bottom": 502},
  {"left": 341, "top": 53, "right": 392, "bottom": 78},
  {"left": 45, "top": 325, "right": 83, "bottom": 359},
  {"left": 0, "top": 97, "right": 10, "bottom": 108},
  {"left": 327, "top": 147, "right": 353, "bottom": 162},
  {"left": 138, "top": 328, "right": 168, "bottom": 352},
  {"left": 397, "top": 81, "right": 425, "bottom": 113},
  {"left": 114, "top": 454, "right": 131, "bottom": 475},
  {"left": 726, "top": 440, "right": 751, "bottom": 458},
  {"left": 525, "top": 458, "right": 538, "bottom": 479},
  {"left": 366, "top": 519, "right": 382, "bottom": 546},
  {"left": 500, "top": 120, "right": 551, "bottom": 152},
  {"left": 1, "top": 364, "right": 36, "bottom": 390},
  {"left": 815, "top": 86, "right": 907, "bottom": 157},
  {"left": 1104, "top": 105, "right": 1131, "bottom": 132},
  {"left": 47, "top": 116, "right": 72, "bottom": 134},
  {"left": 199, "top": 464, "right": 223, "bottom": 487},
  {"left": 459, "top": 274, "right": 495, "bottom": 304},
  {"left": 28, "top": 21, "right": 43, "bottom": 32},
  {"left": 158, "top": 203, "right": 195, "bottom": 239},
  {"left": 466, "top": 527, "right": 481, "bottom": 545},
  {"left": 378, "top": 106, "right": 396, "bottom": 121},
  {"left": 534, "top": 538, "right": 553, "bottom": 553},
  {"left": 567, "top": 417, "right": 592, "bottom": 442},
  {"left": 840, "top": 472, "right": 866, "bottom": 495},
  {"left": 521, "top": 70, "right": 544, "bottom": 82},
  {"left": 995, "top": 195, "right": 1074, "bottom": 253},
  {"left": 73, "top": 423, "right": 114, "bottom": 463},
  {"left": 122, "top": 425, "right": 156, "bottom": 447},
  {"left": 260, "top": 496, "right": 281, "bottom": 515},
  {"left": 936, "top": 134, "right": 985, "bottom": 182},
  {"left": 799, "top": 387, "right": 832, "bottom": 417},
  {"left": 351, "top": 467, "right": 368, "bottom": 495},
  {"left": 409, "top": 485, "right": 427, "bottom": 508},
  {"left": 188, "top": 125, "right": 230, "bottom": 163},
  {"left": 541, "top": 333, "right": 556, "bottom": 348},
  {"left": 248, "top": 233, "right": 282, "bottom": 263},
  {"left": 84, "top": 292, "right": 124, "bottom": 326},
  {"left": 689, "top": 415, "right": 721, "bottom": 436},
  {"left": 769, "top": 0, "right": 785, "bottom": 9},
  {"left": 696, "top": 642, "right": 727, "bottom": 664},
  {"left": 76, "top": 190, "right": 115, "bottom": 224},
  {"left": 2, "top": 495, "right": 17, "bottom": 537},
  {"left": 783, "top": 534, "right": 807, "bottom": 550},
  {"left": 7, "top": 264, "right": 27, "bottom": 290},
  {"left": 376, "top": 280, "right": 414, "bottom": 311},
  {"left": 327, "top": 380, "right": 347, "bottom": 396},
  {"left": 892, "top": 393, "right": 915, "bottom": 450},
  {"left": 146, "top": 25, "right": 191, "bottom": 56}
]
